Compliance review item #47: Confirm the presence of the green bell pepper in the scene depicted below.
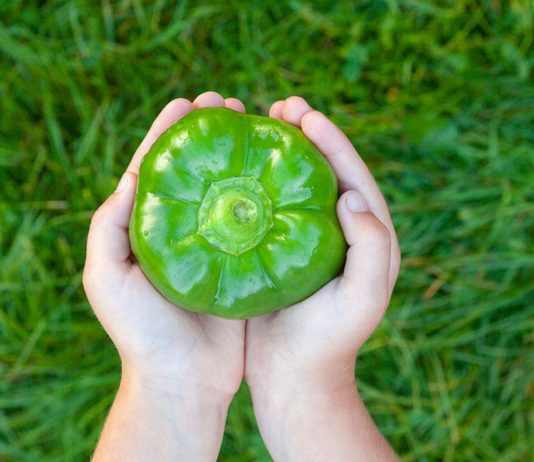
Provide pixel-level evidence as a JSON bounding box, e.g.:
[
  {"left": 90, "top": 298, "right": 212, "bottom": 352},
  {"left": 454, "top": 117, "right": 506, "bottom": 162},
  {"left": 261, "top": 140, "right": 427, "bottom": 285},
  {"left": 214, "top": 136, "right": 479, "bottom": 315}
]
[{"left": 129, "top": 108, "right": 346, "bottom": 319}]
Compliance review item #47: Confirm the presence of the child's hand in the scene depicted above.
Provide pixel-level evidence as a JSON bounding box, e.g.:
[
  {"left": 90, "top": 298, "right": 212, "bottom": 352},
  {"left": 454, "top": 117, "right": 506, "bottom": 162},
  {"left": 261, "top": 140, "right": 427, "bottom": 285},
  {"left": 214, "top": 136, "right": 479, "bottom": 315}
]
[
  {"left": 83, "top": 92, "right": 246, "bottom": 461},
  {"left": 245, "top": 97, "right": 401, "bottom": 461}
]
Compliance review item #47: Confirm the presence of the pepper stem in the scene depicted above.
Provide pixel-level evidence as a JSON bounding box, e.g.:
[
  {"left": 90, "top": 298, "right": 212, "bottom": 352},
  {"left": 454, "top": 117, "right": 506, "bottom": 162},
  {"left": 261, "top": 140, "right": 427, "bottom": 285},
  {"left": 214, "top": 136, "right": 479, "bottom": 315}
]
[
  {"left": 197, "top": 177, "right": 273, "bottom": 255},
  {"left": 232, "top": 199, "right": 257, "bottom": 223}
]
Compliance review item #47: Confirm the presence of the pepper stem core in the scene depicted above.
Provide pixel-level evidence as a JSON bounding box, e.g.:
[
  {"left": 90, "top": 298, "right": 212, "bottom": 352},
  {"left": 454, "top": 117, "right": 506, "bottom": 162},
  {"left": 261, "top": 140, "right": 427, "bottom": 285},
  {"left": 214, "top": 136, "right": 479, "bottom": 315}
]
[
  {"left": 232, "top": 199, "right": 257, "bottom": 223},
  {"left": 198, "top": 177, "right": 273, "bottom": 255}
]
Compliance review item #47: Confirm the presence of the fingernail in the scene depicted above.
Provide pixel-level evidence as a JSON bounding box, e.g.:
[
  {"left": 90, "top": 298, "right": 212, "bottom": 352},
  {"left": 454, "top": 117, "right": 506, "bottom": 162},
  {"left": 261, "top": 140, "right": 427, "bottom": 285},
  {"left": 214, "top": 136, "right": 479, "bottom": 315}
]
[
  {"left": 115, "top": 174, "right": 128, "bottom": 193},
  {"left": 345, "top": 190, "right": 368, "bottom": 212}
]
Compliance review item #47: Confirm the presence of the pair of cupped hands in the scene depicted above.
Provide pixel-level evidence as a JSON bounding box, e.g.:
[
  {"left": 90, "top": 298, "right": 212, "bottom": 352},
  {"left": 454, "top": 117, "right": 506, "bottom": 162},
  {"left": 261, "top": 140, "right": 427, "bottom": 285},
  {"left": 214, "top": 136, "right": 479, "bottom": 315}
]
[{"left": 83, "top": 92, "right": 400, "bottom": 460}]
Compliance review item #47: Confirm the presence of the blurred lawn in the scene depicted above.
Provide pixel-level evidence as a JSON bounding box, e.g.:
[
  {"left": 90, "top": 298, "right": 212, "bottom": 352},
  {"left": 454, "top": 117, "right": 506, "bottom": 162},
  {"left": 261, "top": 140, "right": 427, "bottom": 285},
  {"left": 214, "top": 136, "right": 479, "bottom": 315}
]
[{"left": 1, "top": 1, "right": 533, "bottom": 461}]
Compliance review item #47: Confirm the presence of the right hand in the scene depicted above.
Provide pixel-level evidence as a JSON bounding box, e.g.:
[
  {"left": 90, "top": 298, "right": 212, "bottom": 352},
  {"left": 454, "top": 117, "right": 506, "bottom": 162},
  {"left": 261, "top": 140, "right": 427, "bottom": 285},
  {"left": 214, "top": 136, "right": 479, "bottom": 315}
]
[{"left": 244, "top": 96, "right": 401, "bottom": 460}]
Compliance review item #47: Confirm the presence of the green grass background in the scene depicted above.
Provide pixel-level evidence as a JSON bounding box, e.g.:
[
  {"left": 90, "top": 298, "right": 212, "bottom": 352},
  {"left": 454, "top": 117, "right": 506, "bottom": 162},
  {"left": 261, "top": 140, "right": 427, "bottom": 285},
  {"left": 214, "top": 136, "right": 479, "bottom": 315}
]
[{"left": 1, "top": 0, "right": 533, "bottom": 460}]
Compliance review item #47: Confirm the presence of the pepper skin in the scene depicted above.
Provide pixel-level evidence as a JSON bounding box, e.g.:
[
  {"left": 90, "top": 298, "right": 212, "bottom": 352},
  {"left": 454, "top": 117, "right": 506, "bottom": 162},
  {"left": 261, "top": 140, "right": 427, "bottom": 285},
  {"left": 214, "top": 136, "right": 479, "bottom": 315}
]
[{"left": 129, "top": 108, "right": 346, "bottom": 319}]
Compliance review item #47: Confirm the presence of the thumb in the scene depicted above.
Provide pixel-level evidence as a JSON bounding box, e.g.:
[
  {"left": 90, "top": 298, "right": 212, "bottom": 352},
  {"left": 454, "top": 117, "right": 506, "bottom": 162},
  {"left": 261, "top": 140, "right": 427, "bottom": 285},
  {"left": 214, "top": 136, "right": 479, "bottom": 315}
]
[
  {"left": 336, "top": 190, "right": 392, "bottom": 316},
  {"left": 85, "top": 171, "right": 138, "bottom": 276}
]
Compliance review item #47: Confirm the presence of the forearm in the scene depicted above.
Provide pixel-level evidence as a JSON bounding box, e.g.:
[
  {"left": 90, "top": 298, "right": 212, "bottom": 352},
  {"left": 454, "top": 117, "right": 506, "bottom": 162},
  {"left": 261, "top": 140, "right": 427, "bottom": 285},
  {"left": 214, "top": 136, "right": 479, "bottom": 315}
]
[
  {"left": 92, "top": 366, "right": 230, "bottom": 462},
  {"left": 250, "top": 372, "right": 399, "bottom": 462}
]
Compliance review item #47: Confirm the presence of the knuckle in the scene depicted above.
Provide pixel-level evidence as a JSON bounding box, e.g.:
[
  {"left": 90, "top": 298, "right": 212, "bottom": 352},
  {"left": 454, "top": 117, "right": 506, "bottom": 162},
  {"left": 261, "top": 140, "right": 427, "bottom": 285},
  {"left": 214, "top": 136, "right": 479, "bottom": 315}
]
[
  {"left": 82, "top": 260, "right": 112, "bottom": 297},
  {"left": 359, "top": 214, "right": 391, "bottom": 243},
  {"left": 82, "top": 264, "right": 95, "bottom": 293},
  {"left": 197, "top": 90, "right": 223, "bottom": 101},
  {"left": 300, "top": 109, "right": 322, "bottom": 127},
  {"left": 285, "top": 95, "right": 305, "bottom": 106},
  {"left": 391, "top": 239, "right": 402, "bottom": 282},
  {"left": 226, "top": 97, "right": 244, "bottom": 108},
  {"left": 169, "top": 97, "right": 190, "bottom": 104},
  {"left": 162, "top": 98, "right": 191, "bottom": 113},
  {"left": 89, "top": 202, "right": 110, "bottom": 229},
  {"left": 392, "top": 236, "right": 402, "bottom": 264},
  {"left": 89, "top": 208, "right": 104, "bottom": 229}
]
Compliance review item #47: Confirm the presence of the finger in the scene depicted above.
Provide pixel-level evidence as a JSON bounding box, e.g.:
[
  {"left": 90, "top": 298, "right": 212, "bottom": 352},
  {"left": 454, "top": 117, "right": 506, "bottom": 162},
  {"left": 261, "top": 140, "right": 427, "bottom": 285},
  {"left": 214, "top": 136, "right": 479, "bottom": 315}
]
[
  {"left": 193, "top": 91, "right": 226, "bottom": 108},
  {"left": 269, "top": 100, "right": 284, "bottom": 118},
  {"left": 336, "top": 190, "right": 391, "bottom": 319},
  {"left": 224, "top": 97, "right": 246, "bottom": 112},
  {"left": 127, "top": 98, "right": 193, "bottom": 174},
  {"left": 85, "top": 171, "right": 138, "bottom": 277},
  {"left": 301, "top": 111, "right": 384, "bottom": 200},
  {"left": 301, "top": 110, "right": 400, "bottom": 290},
  {"left": 281, "top": 95, "right": 313, "bottom": 127}
]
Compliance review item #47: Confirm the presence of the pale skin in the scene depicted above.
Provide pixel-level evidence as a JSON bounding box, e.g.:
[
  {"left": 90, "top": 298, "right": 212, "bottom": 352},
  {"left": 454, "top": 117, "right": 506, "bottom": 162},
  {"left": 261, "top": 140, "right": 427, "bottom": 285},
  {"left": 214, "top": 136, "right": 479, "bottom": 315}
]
[{"left": 83, "top": 92, "right": 401, "bottom": 461}]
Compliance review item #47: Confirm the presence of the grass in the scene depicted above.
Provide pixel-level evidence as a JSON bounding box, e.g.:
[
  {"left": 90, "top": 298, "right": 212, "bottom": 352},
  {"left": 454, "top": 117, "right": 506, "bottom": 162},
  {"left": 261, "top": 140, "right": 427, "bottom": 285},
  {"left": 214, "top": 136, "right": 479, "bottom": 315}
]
[{"left": 1, "top": 0, "right": 533, "bottom": 460}]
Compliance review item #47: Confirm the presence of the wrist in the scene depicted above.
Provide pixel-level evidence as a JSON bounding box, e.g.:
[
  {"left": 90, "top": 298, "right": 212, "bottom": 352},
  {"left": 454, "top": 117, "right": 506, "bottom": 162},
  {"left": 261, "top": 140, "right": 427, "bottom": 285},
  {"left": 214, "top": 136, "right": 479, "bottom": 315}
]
[
  {"left": 121, "top": 362, "right": 233, "bottom": 417},
  {"left": 92, "top": 361, "right": 231, "bottom": 461},
  {"left": 120, "top": 352, "right": 238, "bottom": 407},
  {"left": 247, "top": 358, "right": 356, "bottom": 427},
  {"left": 249, "top": 367, "right": 358, "bottom": 421},
  {"left": 249, "top": 371, "right": 362, "bottom": 462},
  {"left": 246, "top": 352, "right": 357, "bottom": 402},
  {"left": 248, "top": 362, "right": 400, "bottom": 461}
]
